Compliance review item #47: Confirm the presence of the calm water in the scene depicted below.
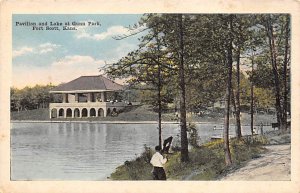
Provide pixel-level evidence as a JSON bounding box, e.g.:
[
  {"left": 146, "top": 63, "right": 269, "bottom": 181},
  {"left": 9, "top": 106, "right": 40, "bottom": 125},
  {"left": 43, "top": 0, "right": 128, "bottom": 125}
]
[{"left": 11, "top": 122, "right": 272, "bottom": 180}]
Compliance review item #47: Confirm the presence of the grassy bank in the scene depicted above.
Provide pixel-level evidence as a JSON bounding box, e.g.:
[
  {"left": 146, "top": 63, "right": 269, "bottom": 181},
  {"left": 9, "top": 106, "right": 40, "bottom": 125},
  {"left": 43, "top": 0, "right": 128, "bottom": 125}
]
[
  {"left": 11, "top": 108, "right": 50, "bottom": 120},
  {"left": 110, "top": 135, "right": 270, "bottom": 180},
  {"left": 11, "top": 105, "right": 276, "bottom": 125},
  {"left": 10, "top": 106, "right": 159, "bottom": 121}
]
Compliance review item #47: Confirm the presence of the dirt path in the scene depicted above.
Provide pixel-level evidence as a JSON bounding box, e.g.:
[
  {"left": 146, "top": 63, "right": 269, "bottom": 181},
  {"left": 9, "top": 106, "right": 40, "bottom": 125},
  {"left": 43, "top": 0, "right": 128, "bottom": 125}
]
[{"left": 221, "top": 144, "right": 291, "bottom": 181}]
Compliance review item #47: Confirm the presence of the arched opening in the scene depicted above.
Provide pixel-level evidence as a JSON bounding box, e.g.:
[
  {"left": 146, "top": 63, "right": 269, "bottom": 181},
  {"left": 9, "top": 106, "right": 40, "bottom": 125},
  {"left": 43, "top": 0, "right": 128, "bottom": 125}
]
[
  {"left": 106, "top": 108, "right": 111, "bottom": 116},
  {"left": 113, "top": 108, "right": 117, "bottom": 113},
  {"left": 98, "top": 108, "right": 104, "bottom": 117},
  {"left": 66, "top": 108, "right": 72, "bottom": 118},
  {"left": 74, "top": 108, "right": 80, "bottom": 118},
  {"left": 51, "top": 108, "right": 57, "bottom": 118},
  {"left": 82, "top": 108, "right": 88, "bottom": 117},
  {"left": 90, "top": 108, "right": 96, "bottom": 117},
  {"left": 59, "top": 108, "right": 64, "bottom": 117}
]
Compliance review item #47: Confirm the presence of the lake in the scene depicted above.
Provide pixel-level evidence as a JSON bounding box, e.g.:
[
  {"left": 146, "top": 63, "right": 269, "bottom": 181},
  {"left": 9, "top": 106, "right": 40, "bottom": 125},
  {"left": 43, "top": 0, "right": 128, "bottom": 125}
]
[{"left": 10, "top": 122, "right": 272, "bottom": 180}]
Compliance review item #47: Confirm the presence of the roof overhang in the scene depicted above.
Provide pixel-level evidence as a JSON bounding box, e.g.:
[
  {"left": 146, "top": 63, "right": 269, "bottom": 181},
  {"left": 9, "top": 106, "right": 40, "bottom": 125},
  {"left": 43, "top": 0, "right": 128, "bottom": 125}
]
[{"left": 49, "top": 89, "right": 123, "bottom": 94}]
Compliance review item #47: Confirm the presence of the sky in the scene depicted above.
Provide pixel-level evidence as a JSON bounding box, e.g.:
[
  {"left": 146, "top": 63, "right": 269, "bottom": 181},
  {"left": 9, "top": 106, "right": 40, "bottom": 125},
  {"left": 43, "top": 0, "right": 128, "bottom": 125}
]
[{"left": 12, "top": 14, "right": 144, "bottom": 88}]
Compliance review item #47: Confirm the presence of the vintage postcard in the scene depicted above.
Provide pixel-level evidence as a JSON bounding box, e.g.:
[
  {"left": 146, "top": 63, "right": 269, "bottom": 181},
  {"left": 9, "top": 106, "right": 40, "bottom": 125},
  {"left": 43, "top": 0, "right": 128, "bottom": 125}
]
[{"left": 0, "top": 0, "right": 300, "bottom": 193}]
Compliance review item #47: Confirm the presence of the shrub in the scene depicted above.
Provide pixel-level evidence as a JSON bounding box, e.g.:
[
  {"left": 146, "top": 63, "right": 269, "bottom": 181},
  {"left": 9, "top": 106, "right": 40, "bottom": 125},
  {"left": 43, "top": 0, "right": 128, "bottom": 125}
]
[
  {"left": 187, "top": 122, "right": 199, "bottom": 148},
  {"left": 111, "top": 134, "right": 267, "bottom": 180},
  {"left": 110, "top": 145, "right": 154, "bottom": 180},
  {"left": 140, "top": 144, "right": 153, "bottom": 163}
]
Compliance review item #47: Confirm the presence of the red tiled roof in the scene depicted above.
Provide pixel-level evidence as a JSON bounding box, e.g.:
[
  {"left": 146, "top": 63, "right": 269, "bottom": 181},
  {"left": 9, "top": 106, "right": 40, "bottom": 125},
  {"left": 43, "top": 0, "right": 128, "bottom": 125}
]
[{"left": 50, "top": 75, "right": 123, "bottom": 92}]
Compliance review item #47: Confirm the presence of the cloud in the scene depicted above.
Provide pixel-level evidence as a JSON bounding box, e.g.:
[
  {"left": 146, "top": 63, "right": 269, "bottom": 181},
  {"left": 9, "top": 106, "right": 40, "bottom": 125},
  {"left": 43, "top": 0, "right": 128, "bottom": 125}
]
[
  {"left": 12, "top": 47, "right": 34, "bottom": 57},
  {"left": 50, "top": 55, "right": 106, "bottom": 84},
  {"left": 13, "top": 42, "right": 61, "bottom": 58},
  {"left": 12, "top": 55, "right": 106, "bottom": 88},
  {"left": 52, "top": 55, "right": 105, "bottom": 68},
  {"left": 38, "top": 42, "right": 61, "bottom": 54},
  {"left": 75, "top": 25, "right": 129, "bottom": 41},
  {"left": 94, "top": 26, "right": 129, "bottom": 40},
  {"left": 75, "top": 24, "right": 147, "bottom": 41}
]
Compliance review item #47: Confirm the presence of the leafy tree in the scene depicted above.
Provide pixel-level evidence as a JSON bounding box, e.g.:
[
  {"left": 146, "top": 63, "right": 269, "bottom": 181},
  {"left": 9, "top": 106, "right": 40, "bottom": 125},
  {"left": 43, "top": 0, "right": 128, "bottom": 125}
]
[
  {"left": 230, "top": 14, "right": 255, "bottom": 139},
  {"left": 105, "top": 13, "right": 291, "bottom": 166},
  {"left": 222, "top": 14, "right": 234, "bottom": 166},
  {"left": 177, "top": 14, "right": 189, "bottom": 162},
  {"left": 106, "top": 14, "right": 176, "bottom": 148},
  {"left": 10, "top": 84, "right": 56, "bottom": 111},
  {"left": 251, "top": 14, "right": 291, "bottom": 130},
  {"left": 106, "top": 13, "right": 192, "bottom": 161}
]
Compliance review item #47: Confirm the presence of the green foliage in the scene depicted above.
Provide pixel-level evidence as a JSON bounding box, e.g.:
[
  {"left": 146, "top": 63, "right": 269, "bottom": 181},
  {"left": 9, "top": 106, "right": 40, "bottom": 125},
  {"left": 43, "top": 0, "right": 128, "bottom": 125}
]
[
  {"left": 187, "top": 123, "right": 199, "bottom": 148},
  {"left": 110, "top": 136, "right": 267, "bottom": 180},
  {"left": 240, "top": 135, "right": 269, "bottom": 146},
  {"left": 106, "top": 14, "right": 290, "bottom": 178},
  {"left": 166, "top": 137, "right": 266, "bottom": 180},
  {"left": 105, "top": 13, "right": 290, "bottom": 114},
  {"left": 110, "top": 145, "right": 154, "bottom": 180},
  {"left": 239, "top": 72, "right": 276, "bottom": 110},
  {"left": 11, "top": 84, "right": 57, "bottom": 111},
  {"left": 230, "top": 137, "right": 268, "bottom": 166},
  {"left": 140, "top": 144, "right": 153, "bottom": 163},
  {"left": 11, "top": 108, "right": 50, "bottom": 120}
]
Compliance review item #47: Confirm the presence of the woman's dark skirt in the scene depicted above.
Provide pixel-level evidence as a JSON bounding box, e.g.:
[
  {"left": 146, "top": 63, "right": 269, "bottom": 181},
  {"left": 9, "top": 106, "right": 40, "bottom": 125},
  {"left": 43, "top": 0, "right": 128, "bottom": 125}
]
[{"left": 152, "top": 167, "right": 166, "bottom": 180}]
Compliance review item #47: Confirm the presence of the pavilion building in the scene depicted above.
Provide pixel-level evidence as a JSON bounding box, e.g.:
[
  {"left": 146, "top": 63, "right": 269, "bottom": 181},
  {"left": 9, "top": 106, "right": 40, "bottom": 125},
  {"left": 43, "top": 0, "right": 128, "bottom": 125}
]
[{"left": 49, "top": 75, "right": 126, "bottom": 119}]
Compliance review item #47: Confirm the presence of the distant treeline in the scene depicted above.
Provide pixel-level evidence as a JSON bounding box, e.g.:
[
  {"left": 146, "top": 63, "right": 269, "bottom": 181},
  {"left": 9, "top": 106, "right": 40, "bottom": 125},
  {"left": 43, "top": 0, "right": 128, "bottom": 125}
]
[{"left": 10, "top": 84, "right": 61, "bottom": 111}]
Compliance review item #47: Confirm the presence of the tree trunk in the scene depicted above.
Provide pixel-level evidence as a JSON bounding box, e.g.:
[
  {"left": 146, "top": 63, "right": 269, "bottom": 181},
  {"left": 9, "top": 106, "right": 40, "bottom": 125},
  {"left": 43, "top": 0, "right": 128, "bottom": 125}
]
[
  {"left": 224, "top": 62, "right": 233, "bottom": 165},
  {"left": 158, "top": 53, "right": 162, "bottom": 148},
  {"left": 178, "top": 14, "right": 189, "bottom": 162},
  {"left": 266, "top": 16, "right": 283, "bottom": 130},
  {"left": 282, "top": 15, "right": 290, "bottom": 130},
  {"left": 223, "top": 15, "right": 233, "bottom": 166},
  {"left": 235, "top": 46, "right": 242, "bottom": 139},
  {"left": 155, "top": 32, "right": 163, "bottom": 148},
  {"left": 250, "top": 57, "right": 254, "bottom": 136},
  {"left": 231, "top": 89, "right": 241, "bottom": 139}
]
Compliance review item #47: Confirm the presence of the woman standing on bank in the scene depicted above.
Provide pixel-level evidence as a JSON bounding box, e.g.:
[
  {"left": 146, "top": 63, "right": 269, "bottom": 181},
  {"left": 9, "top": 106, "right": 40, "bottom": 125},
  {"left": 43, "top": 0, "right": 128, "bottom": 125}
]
[{"left": 150, "top": 146, "right": 168, "bottom": 180}]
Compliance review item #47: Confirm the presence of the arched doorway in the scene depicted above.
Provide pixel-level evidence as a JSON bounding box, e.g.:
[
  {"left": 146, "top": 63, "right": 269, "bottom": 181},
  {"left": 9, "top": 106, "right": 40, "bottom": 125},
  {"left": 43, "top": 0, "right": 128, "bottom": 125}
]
[
  {"left": 59, "top": 108, "right": 64, "bottom": 117},
  {"left": 74, "top": 108, "right": 80, "bottom": 118},
  {"left": 82, "top": 108, "right": 88, "bottom": 117},
  {"left": 66, "top": 108, "right": 72, "bottom": 118},
  {"left": 90, "top": 108, "right": 96, "bottom": 117},
  {"left": 51, "top": 108, "right": 57, "bottom": 118},
  {"left": 98, "top": 108, "right": 104, "bottom": 117},
  {"left": 106, "top": 108, "right": 111, "bottom": 116}
]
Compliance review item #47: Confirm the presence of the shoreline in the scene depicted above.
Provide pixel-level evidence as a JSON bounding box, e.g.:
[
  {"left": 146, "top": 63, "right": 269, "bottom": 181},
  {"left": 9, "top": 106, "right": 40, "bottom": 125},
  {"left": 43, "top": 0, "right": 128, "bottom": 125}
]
[
  {"left": 11, "top": 108, "right": 277, "bottom": 126},
  {"left": 10, "top": 120, "right": 209, "bottom": 124},
  {"left": 10, "top": 120, "right": 273, "bottom": 126}
]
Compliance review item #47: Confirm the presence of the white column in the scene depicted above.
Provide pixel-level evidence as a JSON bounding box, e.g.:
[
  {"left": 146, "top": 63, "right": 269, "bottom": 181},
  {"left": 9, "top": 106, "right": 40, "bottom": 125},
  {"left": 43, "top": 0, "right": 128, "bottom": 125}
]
[
  {"left": 64, "top": 108, "right": 67, "bottom": 118},
  {"left": 101, "top": 92, "right": 106, "bottom": 102},
  {"left": 79, "top": 108, "right": 82, "bottom": 118},
  {"left": 62, "top": 93, "right": 69, "bottom": 103},
  {"left": 87, "top": 93, "right": 91, "bottom": 103},
  {"left": 104, "top": 108, "right": 107, "bottom": 117},
  {"left": 75, "top": 93, "right": 79, "bottom": 103},
  {"left": 62, "top": 94, "right": 66, "bottom": 103}
]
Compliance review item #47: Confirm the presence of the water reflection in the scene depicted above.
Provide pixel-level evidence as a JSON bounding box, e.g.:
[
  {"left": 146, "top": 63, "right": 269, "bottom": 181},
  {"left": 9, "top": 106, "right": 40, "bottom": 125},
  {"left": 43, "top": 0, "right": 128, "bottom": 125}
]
[{"left": 11, "top": 122, "right": 273, "bottom": 180}]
